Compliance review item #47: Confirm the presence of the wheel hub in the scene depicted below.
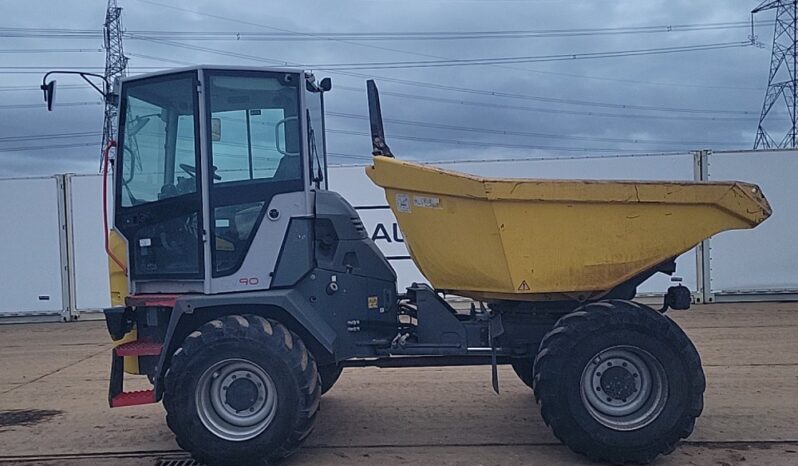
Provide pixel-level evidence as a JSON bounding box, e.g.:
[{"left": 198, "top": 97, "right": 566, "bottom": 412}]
[
  {"left": 196, "top": 359, "right": 278, "bottom": 442},
  {"left": 580, "top": 346, "right": 668, "bottom": 431},
  {"left": 225, "top": 377, "right": 260, "bottom": 412},
  {"left": 599, "top": 365, "right": 638, "bottom": 401}
]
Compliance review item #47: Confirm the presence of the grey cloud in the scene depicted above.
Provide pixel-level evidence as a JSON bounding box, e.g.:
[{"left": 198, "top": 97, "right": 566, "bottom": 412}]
[{"left": 0, "top": 0, "right": 777, "bottom": 176}]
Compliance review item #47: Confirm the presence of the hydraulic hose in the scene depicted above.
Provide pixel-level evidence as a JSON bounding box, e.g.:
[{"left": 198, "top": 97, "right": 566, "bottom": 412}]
[{"left": 102, "top": 140, "right": 128, "bottom": 276}]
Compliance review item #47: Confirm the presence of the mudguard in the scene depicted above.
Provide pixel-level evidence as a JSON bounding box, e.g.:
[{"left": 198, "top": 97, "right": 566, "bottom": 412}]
[{"left": 152, "top": 288, "right": 337, "bottom": 396}]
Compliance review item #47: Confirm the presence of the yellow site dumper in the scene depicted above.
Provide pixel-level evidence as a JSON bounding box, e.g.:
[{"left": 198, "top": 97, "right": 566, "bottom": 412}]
[
  {"left": 39, "top": 69, "right": 773, "bottom": 466},
  {"left": 367, "top": 156, "right": 772, "bottom": 302}
]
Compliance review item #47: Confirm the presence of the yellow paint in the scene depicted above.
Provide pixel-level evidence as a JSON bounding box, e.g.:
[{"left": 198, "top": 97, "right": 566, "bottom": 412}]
[
  {"left": 108, "top": 229, "right": 128, "bottom": 307},
  {"left": 216, "top": 237, "right": 235, "bottom": 252},
  {"left": 108, "top": 229, "right": 138, "bottom": 374},
  {"left": 366, "top": 156, "right": 772, "bottom": 301}
]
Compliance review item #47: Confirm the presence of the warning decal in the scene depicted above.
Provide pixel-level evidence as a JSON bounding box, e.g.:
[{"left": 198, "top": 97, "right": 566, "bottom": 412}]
[
  {"left": 518, "top": 280, "right": 530, "bottom": 291},
  {"left": 413, "top": 195, "right": 441, "bottom": 209},
  {"left": 396, "top": 193, "right": 411, "bottom": 213}
]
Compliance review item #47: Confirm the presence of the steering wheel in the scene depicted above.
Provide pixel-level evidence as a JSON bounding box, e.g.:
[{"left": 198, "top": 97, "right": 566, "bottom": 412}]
[{"left": 180, "top": 163, "right": 222, "bottom": 181}]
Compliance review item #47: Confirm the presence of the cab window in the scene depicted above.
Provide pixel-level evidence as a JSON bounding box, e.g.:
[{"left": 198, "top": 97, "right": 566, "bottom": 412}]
[
  {"left": 119, "top": 75, "right": 198, "bottom": 207},
  {"left": 208, "top": 74, "right": 302, "bottom": 186}
]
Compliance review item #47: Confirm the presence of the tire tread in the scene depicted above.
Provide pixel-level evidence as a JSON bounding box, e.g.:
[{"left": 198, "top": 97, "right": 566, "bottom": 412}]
[
  {"left": 163, "top": 314, "right": 321, "bottom": 465},
  {"left": 532, "top": 300, "right": 705, "bottom": 464}
]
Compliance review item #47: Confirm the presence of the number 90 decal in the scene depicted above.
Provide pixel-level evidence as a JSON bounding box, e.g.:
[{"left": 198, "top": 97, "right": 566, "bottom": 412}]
[{"left": 239, "top": 277, "right": 260, "bottom": 286}]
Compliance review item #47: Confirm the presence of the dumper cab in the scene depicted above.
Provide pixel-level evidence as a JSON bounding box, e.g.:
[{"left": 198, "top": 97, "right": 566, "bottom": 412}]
[{"left": 114, "top": 66, "right": 332, "bottom": 295}]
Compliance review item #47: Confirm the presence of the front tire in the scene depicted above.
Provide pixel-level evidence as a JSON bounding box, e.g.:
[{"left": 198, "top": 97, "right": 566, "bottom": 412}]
[
  {"left": 163, "top": 315, "right": 321, "bottom": 465},
  {"left": 533, "top": 300, "right": 705, "bottom": 464}
]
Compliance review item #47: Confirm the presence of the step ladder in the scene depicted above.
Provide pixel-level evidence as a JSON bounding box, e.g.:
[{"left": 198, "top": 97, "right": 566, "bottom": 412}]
[{"left": 109, "top": 340, "right": 163, "bottom": 408}]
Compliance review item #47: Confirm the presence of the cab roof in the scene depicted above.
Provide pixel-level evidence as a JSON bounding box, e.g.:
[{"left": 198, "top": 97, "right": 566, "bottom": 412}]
[{"left": 120, "top": 65, "right": 307, "bottom": 84}]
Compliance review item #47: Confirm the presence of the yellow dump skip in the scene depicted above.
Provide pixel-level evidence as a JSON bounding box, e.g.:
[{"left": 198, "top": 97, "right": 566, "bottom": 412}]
[{"left": 366, "top": 156, "right": 772, "bottom": 301}]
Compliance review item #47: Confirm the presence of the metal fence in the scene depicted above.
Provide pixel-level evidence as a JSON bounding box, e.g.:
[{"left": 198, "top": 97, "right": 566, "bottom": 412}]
[
  {"left": 1, "top": 149, "right": 795, "bottom": 321},
  {"left": 698, "top": 150, "right": 798, "bottom": 303}
]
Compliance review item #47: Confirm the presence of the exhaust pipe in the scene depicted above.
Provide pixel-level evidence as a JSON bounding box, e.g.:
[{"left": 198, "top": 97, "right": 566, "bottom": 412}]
[{"left": 366, "top": 80, "right": 393, "bottom": 157}]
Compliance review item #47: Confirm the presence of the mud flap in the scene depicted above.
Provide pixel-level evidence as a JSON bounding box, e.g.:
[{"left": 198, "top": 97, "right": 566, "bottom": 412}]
[
  {"left": 108, "top": 351, "right": 124, "bottom": 407},
  {"left": 488, "top": 304, "right": 504, "bottom": 394}
]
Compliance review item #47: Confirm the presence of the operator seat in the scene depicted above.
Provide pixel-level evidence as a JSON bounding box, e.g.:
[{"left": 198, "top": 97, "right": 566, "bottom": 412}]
[
  {"left": 159, "top": 183, "right": 178, "bottom": 200},
  {"left": 272, "top": 154, "right": 301, "bottom": 180}
]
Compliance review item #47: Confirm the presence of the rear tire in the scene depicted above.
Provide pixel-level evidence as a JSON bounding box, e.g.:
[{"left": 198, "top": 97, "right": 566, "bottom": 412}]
[
  {"left": 511, "top": 358, "right": 534, "bottom": 389},
  {"left": 163, "top": 315, "right": 321, "bottom": 465},
  {"left": 533, "top": 300, "right": 705, "bottom": 464}
]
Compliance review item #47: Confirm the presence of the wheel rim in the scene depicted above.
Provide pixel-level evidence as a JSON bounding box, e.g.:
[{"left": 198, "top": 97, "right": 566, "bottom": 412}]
[
  {"left": 580, "top": 345, "right": 668, "bottom": 431},
  {"left": 196, "top": 358, "right": 278, "bottom": 441}
]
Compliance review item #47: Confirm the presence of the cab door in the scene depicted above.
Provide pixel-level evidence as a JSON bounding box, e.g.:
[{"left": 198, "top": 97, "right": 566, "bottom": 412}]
[
  {"left": 115, "top": 71, "right": 204, "bottom": 283},
  {"left": 203, "top": 70, "right": 308, "bottom": 284}
]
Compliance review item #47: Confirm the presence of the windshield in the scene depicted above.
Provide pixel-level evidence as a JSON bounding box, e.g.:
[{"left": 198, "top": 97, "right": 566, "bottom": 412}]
[{"left": 118, "top": 72, "right": 198, "bottom": 208}]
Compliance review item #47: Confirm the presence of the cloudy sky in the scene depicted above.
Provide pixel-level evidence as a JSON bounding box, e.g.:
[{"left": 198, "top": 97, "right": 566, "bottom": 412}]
[{"left": 0, "top": 0, "right": 782, "bottom": 177}]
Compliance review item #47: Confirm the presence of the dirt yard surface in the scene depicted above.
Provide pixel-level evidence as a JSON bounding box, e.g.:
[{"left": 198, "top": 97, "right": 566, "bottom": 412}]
[{"left": 0, "top": 302, "right": 796, "bottom": 465}]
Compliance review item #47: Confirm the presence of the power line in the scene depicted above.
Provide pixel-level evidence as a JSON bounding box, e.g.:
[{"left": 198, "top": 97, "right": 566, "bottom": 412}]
[
  {"left": 0, "top": 27, "right": 100, "bottom": 39},
  {"left": 128, "top": 0, "right": 761, "bottom": 91},
  {"left": 0, "top": 142, "right": 98, "bottom": 153},
  {"left": 327, "top": 150, "right": 697, "bottom": 167},
  {"left": 326, "top": 112, "right": 741, "bottom": 146},
  {"left": 339, "top": 76, "right": 754, "bottom": 115},
  {"left": 306, "top": 41, "right": 752, "bottom": 70},
  {"left": 3, "top": 51, "right": 747, "bottom": 157},
  {"left": 2, "top": 21, "right": 771, "bottom": 40},
  {"left": 0, "top": 8, "right": 752, "bottom": 156},
  {"left": 333, "top": 85, "right": 756, "bottom": 122},
  {"left": 118, "top": 5, "right": 754, "bottom": 109},
  {"left": 124, "top": 47, "right": 760, "bottom": 121},
  {"left": 131, "top": 0, "right": 623, "bottom": 72},
  {"left": 124, "top": 46, "right": 757, "bottom": 119},
  {"left": 0, "top": 131, "right": 102, "bottom": 143},
  {"left": 149, "top": 0, "right": 458, "bottom": 66},
  {"left": 119, "top": 50, "right": 759, "bottom": 133},
  {"left": 327, "top": 152, "right": 374, "bottom": 161},
  {"left": 411, "top": 151, "right": 694, "bottom": 165},
  {"left": 0, "top": 67, "right": 108, "bottom": 70},
  {"left": 0, "top": 48, "right": 102, "bottom": 53},
  {"left": 0, "top": 66, "right": 158, "bottom": 72},
  {"left": 328, "top": 129, "right": 645, "bottom": 152},
  {"left": 0, "top": 25, "right": 760, "bottom": 93},
  {"left": 126, "top": 34, "right": 291, "bottom": 66},
  {"left": 0, "top": 101, "right": 103, "bottom": 110},
  {"left": 129, "top": 3, "right": 753, "bottom": 75},
  {"left": 0, "top": 84, "right": 87, "bottom": 92},
  {"left": 126, "top": 52, "right": 197, "bottom": 67},
  {"left": 124, "top": 21, "right": 770, "bottom": 41},
  {"left": 500, "top": 68, "right": 762, "bottom": 91}
]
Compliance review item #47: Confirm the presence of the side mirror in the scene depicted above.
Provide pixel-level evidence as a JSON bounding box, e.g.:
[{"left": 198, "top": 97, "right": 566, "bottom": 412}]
[
  {"left": 319, "top": 77, "right": 332, "bottom": 92},
  {"left": 41, "top": 80, "right": 56, "bottom": 111}
]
